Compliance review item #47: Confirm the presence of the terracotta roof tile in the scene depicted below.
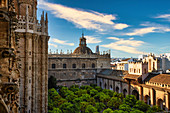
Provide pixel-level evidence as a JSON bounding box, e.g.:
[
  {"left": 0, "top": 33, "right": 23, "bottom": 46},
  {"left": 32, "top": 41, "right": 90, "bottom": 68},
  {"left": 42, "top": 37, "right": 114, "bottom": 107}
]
[
  {"left": 124, "top": 74, "right": 141, "bottom": 80},
  {"left": 145, "top": 74, "right": 170, "bottom": 85}
]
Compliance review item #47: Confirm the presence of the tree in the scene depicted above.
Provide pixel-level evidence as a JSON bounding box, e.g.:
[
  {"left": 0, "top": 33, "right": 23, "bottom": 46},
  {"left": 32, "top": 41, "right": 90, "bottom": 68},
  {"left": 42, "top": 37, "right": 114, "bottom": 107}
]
[
  {"left": 119, "top": 104, "right": 131, "bottom": 112},
  {"left": 113, "top": 92, "right": 124, "bottom": 100},
  {"left": 65, "top": 91, "right": 78, "bottom": 102},
  {"left": 103, "top": 108, "right": 114, "bottom": 113},
  {"left": 130, "top": 109, "right": 144, "bottom": 113},
  {"left": 94, "top": 92, "right": 110, "bottom": 103},
  {"left": 75, "top": 89, "right": 87, "bottom": 97},
  {"left": 123, "top": 95, "right": 137, "bottom": 107},
  {"left": 80, "top": 85, "right": 93, "bottom": 94},
  {"left": 90, "top": 89, "right": 98, "bottom": 97},
  {"left": 80, "top": 101, "right": 90, "bottom": 112},
  {"left": 95, "top": 86, "right": 102, "bottom": 92},
  {"left": 133, "top": 100, "right": 149, "bottom": 112},
  {"left": 95, "top": 102, "right": 105, "bottom": 112},
  {"left": 146, "top": 105, "right": 163, "bottom": 113},
  {"left": 49, "top": 108, "right": 62, "bottom": 113},
  {"left": 48, "top": 76, "right": 57, "bottom": 89},
  {"left": 113, "top": 110, "right": 128, "bottom": 113},
  {"left": 107, "top": 97, "right": 122, "bottom": 109},
  {"left": 72, "top": 97, "right": 82, "bottom": 104},
  {"left": 80, "top": 94, "right": 91, "bottom": 102},
  {"left": 59, "top": 102, "right": 80, "bottom": 113},
  {"left": 102, "top": 89, "right": 114, "bottom": 97},
  {"left": 59, "top": 86, "right": 69, "bottom": 97},
  {"left": 69, "top": 85, "right": 79, "bottom": 92},
  {"left": 85, "top": 105, "right": 98, "bottom": 113}
]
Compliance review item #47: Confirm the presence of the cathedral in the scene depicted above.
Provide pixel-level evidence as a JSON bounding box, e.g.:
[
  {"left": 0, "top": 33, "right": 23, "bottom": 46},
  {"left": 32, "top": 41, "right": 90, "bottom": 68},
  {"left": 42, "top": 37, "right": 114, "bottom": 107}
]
[
  {"left": 0, "top": 0, "right": 49, "bottom": 113},
  {"left": 48, "top": 34, "right": 111, "bottom": 87}
]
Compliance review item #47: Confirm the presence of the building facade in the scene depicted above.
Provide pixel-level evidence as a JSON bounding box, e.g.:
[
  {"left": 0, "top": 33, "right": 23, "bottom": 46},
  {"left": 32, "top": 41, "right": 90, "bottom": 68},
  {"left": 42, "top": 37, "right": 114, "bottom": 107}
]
[
  {"left": 0, "top": 1, "right": 20, "bottom": 113},
  {"left": 13, "top": 0, "right": 49, "bottom": 113},
  {"left": 97, "top": 55, "right": 170, "bottom": 111},
  {"left": 0, "top": 0, "right": 49, "bottom": 113},
  {"left": 48, "top": 34, "right": 110, "bottom": 87}
]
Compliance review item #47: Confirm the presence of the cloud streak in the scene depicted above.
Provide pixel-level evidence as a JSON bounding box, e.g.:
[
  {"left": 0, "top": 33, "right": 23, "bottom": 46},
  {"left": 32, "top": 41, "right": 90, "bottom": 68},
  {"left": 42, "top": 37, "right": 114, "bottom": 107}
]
[
  {"left": 49, "top": 43, "right": 58, "bottom": 48},
  {"left": 125, "top": 22, "right": 170, "bottom": 36},
  {"left": 39, "top": 0, "right": 129, "bottom": 31},
  {"left": 155, "top": 14, "right": 170, "bottom": 21},
  {"left": 51, "top": 38, "right": 74, "bottom": 46},
  {"left": 102, "top": 37, "right": 145, "bottom": 54},
  {"left": 85, "top": 36, "right": 102, "bottom": 44},
  {"left": 107, "top": 37, "right": 120, "bottom": 40}
]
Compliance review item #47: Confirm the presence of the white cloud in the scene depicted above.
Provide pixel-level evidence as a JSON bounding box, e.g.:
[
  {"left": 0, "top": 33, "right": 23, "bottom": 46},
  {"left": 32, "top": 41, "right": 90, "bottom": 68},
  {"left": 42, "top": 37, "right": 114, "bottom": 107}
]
[
  {"left": 126, "top": 27, "right": 156, "bottom": 36},
  {"left": 101, "top": 38, "right": 145, "bottom": 54},
  {"left": 85, "top": 36, "right": 102, "bottom": 44},
  {"left": 125, "top": 24, "right": 170, "bottom": 36},
  {"left": 49, "top": 43, "right": 58, "bottom": 48},
  {"left": 107, "top": 37, "right": 120, "bottom": 40},
  {"left": 113, "top": 23, "right": 129, "bottom": 30},
  {"left": 51, "top": 38, "right": 74, "bottom": 46},
  {"left": 155, "top": 14, "right": 170, "bottom": 21},
  {"left": 38, "top": 0, "right": 129, "bottom": 31},
  {"left": 129, "top": 37, "right": 134, "bottom": 40}
]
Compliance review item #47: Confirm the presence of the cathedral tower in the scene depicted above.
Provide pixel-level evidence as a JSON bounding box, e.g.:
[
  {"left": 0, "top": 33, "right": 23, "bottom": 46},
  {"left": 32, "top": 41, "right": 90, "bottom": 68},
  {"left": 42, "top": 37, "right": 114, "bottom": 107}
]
[{"left": 14, "top": 0, "right": 49, "bottom": 113}]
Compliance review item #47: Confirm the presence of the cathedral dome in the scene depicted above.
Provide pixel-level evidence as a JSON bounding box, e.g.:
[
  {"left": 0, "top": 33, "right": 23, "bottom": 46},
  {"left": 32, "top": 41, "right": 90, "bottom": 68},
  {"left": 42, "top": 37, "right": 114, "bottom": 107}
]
[
  {"left": 73, "top": 46, "right": 93, "bottom": 54},
  {"left": 73, "top": 33, "right": 93, "bottom": 55}
]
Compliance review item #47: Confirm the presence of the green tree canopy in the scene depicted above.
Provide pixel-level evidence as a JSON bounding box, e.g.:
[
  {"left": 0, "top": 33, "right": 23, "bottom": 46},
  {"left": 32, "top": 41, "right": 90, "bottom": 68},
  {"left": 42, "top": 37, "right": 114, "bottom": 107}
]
[
  {"left": 123, "top": 95, "right": 137, "bottom": 107},
  {"left": 119, "top": 104, "right": 131, "bottom": 112},
  {"left": 107, "top": 97, "right": 122, "bottom": 109},
  {"left": 85, "top": 105, "right": 98, "bottom": 113},
  {"left": 103, "top": 108, "right": 114, "bottom": 113}
]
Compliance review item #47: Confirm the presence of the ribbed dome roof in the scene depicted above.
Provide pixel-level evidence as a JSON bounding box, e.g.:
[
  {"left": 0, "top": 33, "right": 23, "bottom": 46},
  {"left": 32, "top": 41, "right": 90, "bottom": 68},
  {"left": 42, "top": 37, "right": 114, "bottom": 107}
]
[
  {"left": 73, "top": 46, "right": 93, "bottom": 55},
  {"left": 73, "top": 33, "right": 93, "bottom": 55}
]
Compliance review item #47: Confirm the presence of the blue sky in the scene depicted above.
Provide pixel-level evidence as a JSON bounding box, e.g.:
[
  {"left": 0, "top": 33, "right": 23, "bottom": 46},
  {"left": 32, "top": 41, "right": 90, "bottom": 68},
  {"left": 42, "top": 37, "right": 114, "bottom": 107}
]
[{"left": 38, "top": 0, "right": 170, "bottom": 58}]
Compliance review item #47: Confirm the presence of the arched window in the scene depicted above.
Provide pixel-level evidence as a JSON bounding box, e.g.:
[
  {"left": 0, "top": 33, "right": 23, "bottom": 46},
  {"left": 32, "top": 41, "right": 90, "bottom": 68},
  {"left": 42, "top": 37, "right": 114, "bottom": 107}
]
[
  {"left": 110, "top": 85, "right": 112, "bottom": 90},
  {"left": 123, "top": 89, "right": 127, "bottom": 97},
  {"left": 82, "top": 63, "right": 85, "bottom": 69},
  {"left": 63, "top": 64, "right": 67, "bottom": 68},
  {"left": 100, "top": 82, "right": 102, "bottom": 87},
  {"left": 72, "top": 64, "right": 76, "bottom": 68},
  {"left": 116, "top": 87, "right": 119, "bottom": 93},
  {"left": 105, "top": 83, "right": 107, "bottom": 89},
  {"left": 132, "top": 90, "right": 139, "bottom": 100},
  {"left": 52, "top": 64, "right": 55, "bottom": 69},
  {"left": 92, "top": 63, "right": 95, "bottom": 68}
]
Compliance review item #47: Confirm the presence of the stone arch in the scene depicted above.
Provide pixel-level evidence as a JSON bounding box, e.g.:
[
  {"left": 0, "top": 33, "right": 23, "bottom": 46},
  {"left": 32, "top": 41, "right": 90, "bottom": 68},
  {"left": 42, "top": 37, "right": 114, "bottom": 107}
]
[
  {"left": 110, "top": 85, "right": 113, "bottom": 90},
  {"left": 144, "top": 95, "right": 151, "bottom": 105},
  {"left": 157, "top": 99, "right": 163, "bottom": 110},
  {"left": 100, "top": 81, "right": 102, "bottom": 88},
  {"left": 132, "top": 90, "right": 139, "bottom": 100},
  {"left": 123, "top": 89, "right": 127, "bottom": 97},
  {"left": 104, "top": 83, "right": 107, "bottom": 89},
  {"left": 116, "top": 86, "right": 119, "bottom": 93}
]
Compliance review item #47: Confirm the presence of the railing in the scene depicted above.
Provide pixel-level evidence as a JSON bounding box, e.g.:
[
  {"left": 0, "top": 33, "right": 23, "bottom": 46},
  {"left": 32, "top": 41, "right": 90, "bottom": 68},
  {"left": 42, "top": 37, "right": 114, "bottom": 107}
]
[{"left": 15, "top": 15, "right": 47, "bottom": 35}]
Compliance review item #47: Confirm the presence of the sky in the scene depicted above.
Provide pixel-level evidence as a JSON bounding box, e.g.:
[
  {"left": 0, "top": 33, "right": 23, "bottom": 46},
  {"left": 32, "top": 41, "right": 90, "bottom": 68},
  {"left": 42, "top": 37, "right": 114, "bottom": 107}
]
[{"left": 37, "top": 0, "right": 170, "bottom": 58}]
